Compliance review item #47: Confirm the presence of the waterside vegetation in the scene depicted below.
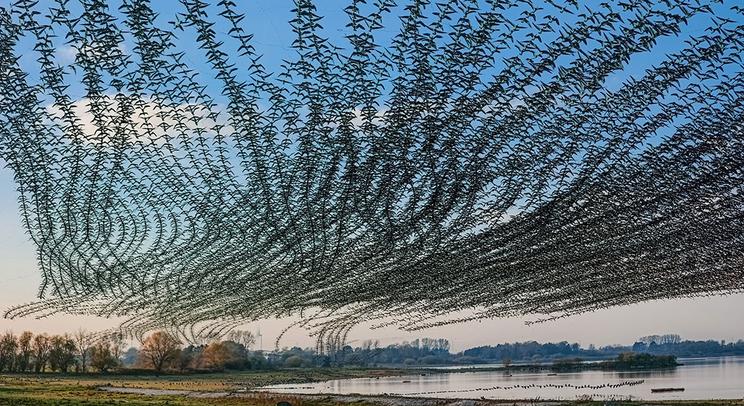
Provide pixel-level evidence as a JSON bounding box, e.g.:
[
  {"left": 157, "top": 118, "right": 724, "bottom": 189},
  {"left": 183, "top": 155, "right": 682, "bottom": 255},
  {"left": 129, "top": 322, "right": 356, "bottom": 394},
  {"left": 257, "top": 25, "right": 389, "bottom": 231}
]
[{"left": 0, "top": 330, "right": 735, "bottom": 375}]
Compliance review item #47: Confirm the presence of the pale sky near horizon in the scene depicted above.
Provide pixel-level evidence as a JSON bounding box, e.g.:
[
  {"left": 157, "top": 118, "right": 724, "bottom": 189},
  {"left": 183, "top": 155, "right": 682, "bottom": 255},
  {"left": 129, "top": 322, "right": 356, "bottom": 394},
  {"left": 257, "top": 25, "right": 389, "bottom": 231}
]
[
  {"left": 1, "top": 0, "right": 743, "bottom": 352},
  {"left": 2, "top": 164, "right": 743, "bottom": 351}
]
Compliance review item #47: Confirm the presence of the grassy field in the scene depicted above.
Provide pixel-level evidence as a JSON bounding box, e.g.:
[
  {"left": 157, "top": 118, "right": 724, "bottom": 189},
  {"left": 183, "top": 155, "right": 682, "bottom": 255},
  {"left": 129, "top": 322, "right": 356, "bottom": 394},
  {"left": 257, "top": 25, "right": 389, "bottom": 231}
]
[
  {"left": 1, "top": 371, "right": 743, "bottom": 406},
  {"left": 0, "top": 369, "right": 399, "bottom": 406},
  {"left": 0, "top": 368, "right": 402, "bottom": 391}
]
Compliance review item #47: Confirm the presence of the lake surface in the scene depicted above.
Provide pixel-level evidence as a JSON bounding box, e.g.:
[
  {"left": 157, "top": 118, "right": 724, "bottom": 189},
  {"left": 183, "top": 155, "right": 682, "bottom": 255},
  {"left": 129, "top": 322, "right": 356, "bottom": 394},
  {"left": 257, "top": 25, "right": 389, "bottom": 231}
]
[{"left": 262, "top": 357, "right": 744, "bottom": 401}]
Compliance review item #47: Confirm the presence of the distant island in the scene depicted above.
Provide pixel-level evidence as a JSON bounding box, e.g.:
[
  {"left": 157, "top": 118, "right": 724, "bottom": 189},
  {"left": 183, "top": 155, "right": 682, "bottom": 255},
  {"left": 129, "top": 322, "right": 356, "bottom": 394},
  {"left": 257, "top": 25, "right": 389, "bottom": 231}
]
[{"left": 548, "top": 353, "right": 681, "bottom": 372}]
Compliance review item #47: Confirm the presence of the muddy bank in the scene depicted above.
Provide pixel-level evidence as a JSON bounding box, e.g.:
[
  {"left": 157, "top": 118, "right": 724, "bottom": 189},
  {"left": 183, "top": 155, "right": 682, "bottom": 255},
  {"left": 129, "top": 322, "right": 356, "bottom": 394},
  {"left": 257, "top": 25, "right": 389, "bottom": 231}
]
[{"left": 97, "top": 385, "right": 563, "bottom": 405}]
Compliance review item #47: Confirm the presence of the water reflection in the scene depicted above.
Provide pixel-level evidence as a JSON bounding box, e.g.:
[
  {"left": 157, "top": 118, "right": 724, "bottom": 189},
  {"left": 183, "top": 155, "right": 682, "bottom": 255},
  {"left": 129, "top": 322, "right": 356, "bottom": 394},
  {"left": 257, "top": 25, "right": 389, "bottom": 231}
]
[{"left": 262, "top": 357, "right": 744, "bottom": 400}]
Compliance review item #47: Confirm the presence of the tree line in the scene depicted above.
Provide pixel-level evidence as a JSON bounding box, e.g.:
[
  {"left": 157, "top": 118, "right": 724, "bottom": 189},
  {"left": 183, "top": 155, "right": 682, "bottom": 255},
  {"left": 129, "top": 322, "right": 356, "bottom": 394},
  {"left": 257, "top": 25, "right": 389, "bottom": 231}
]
[
  {"left": 462, "top": 341, "right": 626, "bottom": 363},
  {"left": 0, "top": 329, "right": 277, "bottom": 373},
  {"left": 0, "top": 331, "right": 455, "bottom": 372},
  {"left": 0, "top": 330, "right": 123, "bottom": 373},
  {"left": 631, "top": 338, "right": 744, "bottom": 357},
  {"left": 2, "top": 330, "right": 743, "bottom": 374},
  {"left": 465, "top": 337, "right": 744, "bottom": 363}
]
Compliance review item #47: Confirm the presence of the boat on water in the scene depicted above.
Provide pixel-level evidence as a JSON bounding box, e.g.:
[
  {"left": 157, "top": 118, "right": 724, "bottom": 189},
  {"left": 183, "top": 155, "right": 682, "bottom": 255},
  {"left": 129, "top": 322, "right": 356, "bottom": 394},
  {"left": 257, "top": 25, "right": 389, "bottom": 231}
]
[{"left": 651, "top": 387, "right": 685, "bottom": 393}]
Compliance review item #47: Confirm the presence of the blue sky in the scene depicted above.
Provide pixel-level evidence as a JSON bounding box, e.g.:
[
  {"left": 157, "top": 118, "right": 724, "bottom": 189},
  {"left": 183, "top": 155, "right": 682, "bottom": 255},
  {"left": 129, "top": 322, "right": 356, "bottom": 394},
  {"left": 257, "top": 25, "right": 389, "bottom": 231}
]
[{"left": 1, "top": 0, "right": 743, "bottom": 349}]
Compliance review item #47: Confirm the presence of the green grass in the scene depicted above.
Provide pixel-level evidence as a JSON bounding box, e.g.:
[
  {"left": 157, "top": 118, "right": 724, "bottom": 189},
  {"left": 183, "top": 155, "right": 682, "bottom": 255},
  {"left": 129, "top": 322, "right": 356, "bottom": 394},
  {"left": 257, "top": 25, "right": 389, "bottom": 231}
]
[
  {"left": 1, "top": 368, "right": 402, "bottom": 391},
  {"left": 0, "top": 380, "right": 374, "bottom": 406},
  {"left": 0, "top": 370, "right": 393, "bottom": 406}
]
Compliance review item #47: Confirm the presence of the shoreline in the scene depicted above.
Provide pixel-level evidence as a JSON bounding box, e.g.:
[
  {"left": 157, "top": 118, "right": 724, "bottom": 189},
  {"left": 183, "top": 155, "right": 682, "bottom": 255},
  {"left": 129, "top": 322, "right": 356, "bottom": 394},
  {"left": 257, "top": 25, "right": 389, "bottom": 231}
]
[
  {"left": 3, "top": 363, "right": 743, "bottom": 406},
  {"left": 97, "top": 386, "right": 744, "bottom": 405}
]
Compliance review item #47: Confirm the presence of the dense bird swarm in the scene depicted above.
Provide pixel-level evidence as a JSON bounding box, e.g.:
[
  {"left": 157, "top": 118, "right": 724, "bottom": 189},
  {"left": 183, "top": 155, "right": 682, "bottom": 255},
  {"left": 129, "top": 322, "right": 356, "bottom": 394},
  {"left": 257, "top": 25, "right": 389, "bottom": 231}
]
[{"left": 0, "top": 0, "right": 743, "bottom": 347}]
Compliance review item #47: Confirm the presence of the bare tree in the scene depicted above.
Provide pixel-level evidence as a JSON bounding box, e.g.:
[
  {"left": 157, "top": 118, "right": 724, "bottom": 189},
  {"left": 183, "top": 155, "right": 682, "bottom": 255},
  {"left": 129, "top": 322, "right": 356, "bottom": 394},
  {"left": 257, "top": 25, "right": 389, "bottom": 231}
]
[
  {"left": 140, "top": 331, "right": 180, "bottom": 373},
  {"left": 17, "top": 331, "right": 33, "bottom": 372},
  {"left": 90, "top": 338, "right": 118, "bottom": 372},
  {"left": 49, "top": 334, "right": 76, "bottom": 373},
  {"left": 32, "top": 334, "right": 51, "bottom": 373},
  {"left": 108, "top": 333, "right": 125, "bottom": 365},
  {"left": 0, "top": 332, "right": 18, "bottom": 372},
  {"left": 226, "top": 330, "right": 256, "bottom": 350},
  {"left": 73, "top": 329, "right": 94, "bottom": 373}
]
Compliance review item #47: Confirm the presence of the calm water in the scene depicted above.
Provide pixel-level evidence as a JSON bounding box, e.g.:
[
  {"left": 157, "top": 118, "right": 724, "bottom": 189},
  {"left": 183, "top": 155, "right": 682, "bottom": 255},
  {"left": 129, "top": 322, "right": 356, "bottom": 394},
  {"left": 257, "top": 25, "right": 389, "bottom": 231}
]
[{"left": 262, "top": 357, "right": 744, "bottom": 401}]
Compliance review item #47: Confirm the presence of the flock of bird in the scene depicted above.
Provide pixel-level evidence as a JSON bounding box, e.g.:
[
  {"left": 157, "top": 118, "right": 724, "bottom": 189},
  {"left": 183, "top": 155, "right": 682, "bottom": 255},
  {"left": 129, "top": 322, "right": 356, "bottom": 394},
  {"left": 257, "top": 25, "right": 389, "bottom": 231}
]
[
  {"left": 398, "top": 379, "right": 646, "bottom": 396},
  {"left": 0, "top": 0, "right": 742, "bottom": 346}
]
